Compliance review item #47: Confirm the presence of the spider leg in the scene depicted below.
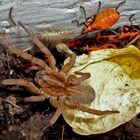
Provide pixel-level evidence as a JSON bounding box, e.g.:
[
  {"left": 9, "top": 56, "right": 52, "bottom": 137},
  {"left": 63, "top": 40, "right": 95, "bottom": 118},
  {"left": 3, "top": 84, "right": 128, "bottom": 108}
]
[
  {"left": 1, "top": 79, "right": 48, "bottom": 95},
  {"left": 56, "top": 43, "right": 76, "bottom": 72},
  {"left": 25, "top": 65, "right": 42, "bottom": 73},
  {"left": 74, "top": 71, "right": 91, "bottom": 81},
  {"left": 0, "top": 37, "right": 48, "bottom": 69},
  {"left": 18, "top": 21, "right": 56, "bottom": 70},
  {"left": 63, "top": 99, "right": 119, "bottom": 116},
  {"left": 49, "top": 97, "right": 60, "bottom": 108},
  {"left": 23, "top": 95, "right": 47, "bottom": 102},
  {"left": 67, "top": 72, "right": 90, "bottom": 85},
  {"left": 50, "top": 107, "right": 62, "bottom": 125},
  {"left": 40, "top": 98, "right": 62, "bottom": 137},
  {"left": 56, "top": 43, "right": 73, "bottom": 55},
  {"left": 61, "top": 53, "right": 76, "bottom": 73},
  {"left": 40, "top": 107, "right": 62, "bottom": 137}
]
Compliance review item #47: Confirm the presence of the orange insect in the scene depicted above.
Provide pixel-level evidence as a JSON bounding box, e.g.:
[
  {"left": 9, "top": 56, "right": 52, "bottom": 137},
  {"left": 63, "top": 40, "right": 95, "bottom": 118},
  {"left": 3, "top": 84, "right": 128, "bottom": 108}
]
[
  {"left": 73, "top": 0, "right": 126, "bottom": 34},
  {"left": 95, "top": 14, "right": 140, "bottom": 44}
]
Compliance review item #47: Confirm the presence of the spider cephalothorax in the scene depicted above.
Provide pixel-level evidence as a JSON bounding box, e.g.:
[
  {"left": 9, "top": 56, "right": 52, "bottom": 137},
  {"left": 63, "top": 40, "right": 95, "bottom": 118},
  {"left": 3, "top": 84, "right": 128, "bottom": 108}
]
[{"left": 0, "top": 21, "right": 118, "bottom": 126}]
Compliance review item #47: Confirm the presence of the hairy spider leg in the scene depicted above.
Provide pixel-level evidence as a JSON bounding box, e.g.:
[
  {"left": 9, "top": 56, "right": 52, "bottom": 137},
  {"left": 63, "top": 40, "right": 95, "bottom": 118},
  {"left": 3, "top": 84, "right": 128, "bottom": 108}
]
[
  {"left": 18, "top": 21, "right": 56, "bottom": 70},
  {"left": 0, "top": 37, "right": 48, "bottom": 69},
  {"left": 61, "top": 53, "right": 76, "bottom": 73},
  {"left": 63, "top": 98, "right": 119, "bottom": 115}
]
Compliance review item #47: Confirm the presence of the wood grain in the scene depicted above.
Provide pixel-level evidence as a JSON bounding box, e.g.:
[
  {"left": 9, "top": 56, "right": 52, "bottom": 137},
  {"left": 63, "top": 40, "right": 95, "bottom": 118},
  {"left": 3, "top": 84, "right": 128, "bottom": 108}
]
[{"left": 0, "top": 0, "right": 140, "bottom": 49}]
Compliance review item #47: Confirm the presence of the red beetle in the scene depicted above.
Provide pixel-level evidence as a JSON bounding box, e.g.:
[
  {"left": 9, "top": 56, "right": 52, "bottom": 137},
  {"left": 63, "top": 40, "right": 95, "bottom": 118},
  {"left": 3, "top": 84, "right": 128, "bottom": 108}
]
[
  {"left": 68, "top": 14, "right": 140, "bottom": 51},
  {"left": 73, "top": 1, "right": 126, "bottom": 34}
]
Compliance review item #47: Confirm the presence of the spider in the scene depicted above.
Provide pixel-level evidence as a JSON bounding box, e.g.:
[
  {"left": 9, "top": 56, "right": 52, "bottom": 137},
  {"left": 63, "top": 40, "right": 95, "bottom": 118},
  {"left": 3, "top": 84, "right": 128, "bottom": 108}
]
[{"left": 0, "top": 21, "right": 119, "bottom": 126}]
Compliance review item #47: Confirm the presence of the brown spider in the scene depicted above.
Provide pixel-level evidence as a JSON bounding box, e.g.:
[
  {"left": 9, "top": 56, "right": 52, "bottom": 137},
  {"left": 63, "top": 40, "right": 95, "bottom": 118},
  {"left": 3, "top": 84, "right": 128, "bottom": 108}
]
[{"left": 0, "top": 21, "right": 119, "bottom": 126}]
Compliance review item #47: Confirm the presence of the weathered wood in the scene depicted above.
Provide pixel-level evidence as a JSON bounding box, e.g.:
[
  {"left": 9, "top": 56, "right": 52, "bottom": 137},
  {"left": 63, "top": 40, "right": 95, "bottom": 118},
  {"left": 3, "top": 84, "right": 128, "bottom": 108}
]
[{"left": 0, "top": 0, "right": 140, "bottom": 49}]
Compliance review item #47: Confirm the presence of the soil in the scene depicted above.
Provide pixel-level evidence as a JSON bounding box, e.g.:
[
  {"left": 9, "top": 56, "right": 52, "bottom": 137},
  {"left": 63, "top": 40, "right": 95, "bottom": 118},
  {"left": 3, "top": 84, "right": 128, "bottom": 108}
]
[{"left": 0, "top": 36, "right": 140, "bottom": 140}]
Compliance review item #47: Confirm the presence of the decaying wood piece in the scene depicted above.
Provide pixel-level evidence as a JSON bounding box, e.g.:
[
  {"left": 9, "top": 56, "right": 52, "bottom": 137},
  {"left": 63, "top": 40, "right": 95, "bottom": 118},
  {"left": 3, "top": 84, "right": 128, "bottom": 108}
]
[{"left": 0, "top": 0, "right": 139, "bottom": 49}]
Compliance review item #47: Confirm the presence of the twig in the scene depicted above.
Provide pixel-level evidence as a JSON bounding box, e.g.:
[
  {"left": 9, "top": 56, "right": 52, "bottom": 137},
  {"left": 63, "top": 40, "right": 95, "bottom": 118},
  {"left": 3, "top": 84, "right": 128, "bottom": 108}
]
[
  {"left": 126, "top": 34, "right": 140, "bottom": 47},
  {"left": 61, "top": 125, "right": 65, "bottom": 140}
]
